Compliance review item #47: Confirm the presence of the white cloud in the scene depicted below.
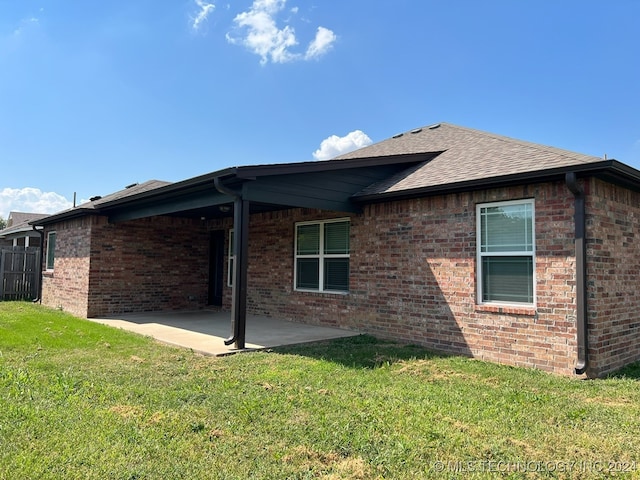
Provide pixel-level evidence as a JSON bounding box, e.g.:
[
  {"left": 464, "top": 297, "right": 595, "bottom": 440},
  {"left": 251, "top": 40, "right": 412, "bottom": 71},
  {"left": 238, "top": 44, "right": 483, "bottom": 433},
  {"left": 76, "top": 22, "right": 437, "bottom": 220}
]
[
  {"left": 12, "top": 17, "right": 39, "bottom": 37},
  {"left": 305, "top": 26, "right": 336, "bottom": 60},
  {"left": 192, "top": 0, "right": 216, "bottom": 32},
  {"left": 227, "top": 0, "right": 335, "bottom": 65},
  {"left": 0, "top": 188, "right": 73, "bottom": 220},
  {"left": 312, "top": 130, "right": 373, "bottom": 160},
  {"left": 1, "top": 16, "right": 40, "bottom": 54}
]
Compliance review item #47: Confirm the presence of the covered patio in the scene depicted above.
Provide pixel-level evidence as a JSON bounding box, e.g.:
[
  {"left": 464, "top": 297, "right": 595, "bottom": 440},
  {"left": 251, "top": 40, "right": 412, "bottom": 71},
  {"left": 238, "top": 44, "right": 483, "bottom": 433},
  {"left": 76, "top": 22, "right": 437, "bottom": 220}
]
[
  {"left": 72, "top": 153, "right": 435, "bottom": 349},
  {"left": 90, "top": 310, "right": 359, "bottom": 355},
  {"left": 33, "top": 152, "right": 436, "bottom": 350}
]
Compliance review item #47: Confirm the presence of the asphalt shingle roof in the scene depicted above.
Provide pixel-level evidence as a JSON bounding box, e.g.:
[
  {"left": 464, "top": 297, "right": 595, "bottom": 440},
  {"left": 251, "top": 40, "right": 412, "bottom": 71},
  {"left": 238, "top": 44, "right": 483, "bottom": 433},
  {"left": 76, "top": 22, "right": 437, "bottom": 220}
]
[
  {"left": 336, "top": 123, "right": 604, "bottom": 196},
  {"left": 29, "top": 180, "right": 172, "bottom": 226},
  {"left": 75, "top": 180, "right": 172, "bottom": 209}
]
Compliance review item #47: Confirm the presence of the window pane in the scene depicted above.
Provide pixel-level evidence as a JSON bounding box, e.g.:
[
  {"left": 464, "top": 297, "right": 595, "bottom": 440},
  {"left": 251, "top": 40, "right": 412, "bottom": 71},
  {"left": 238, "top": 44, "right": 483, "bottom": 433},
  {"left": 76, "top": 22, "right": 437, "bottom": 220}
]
[
  {"left": 324, "top": 221, "right": 350, "bottom": 254},
  {"left": 296, "top": 258, "right": 319, "bottom": 290},
  {"left": 297, "top": 224, "right": 320, "bottom": 255},
  {"left": 482, "top": 256, "right": 533, "bottom": 303},
  {"left": 228, "top": 257, "right": 234, "bottom": 287},
  {"left": 324, "top": 258, "right": 349, "bottom": 291},
  {"left": 481, "top": 203, "right": 533, "bottom": 252},
  {"left": 46, "top": 233, "right": 56, "bottom": 270},
  {"left": 229, "top": 230, "right": 235, "bottom": 256}
]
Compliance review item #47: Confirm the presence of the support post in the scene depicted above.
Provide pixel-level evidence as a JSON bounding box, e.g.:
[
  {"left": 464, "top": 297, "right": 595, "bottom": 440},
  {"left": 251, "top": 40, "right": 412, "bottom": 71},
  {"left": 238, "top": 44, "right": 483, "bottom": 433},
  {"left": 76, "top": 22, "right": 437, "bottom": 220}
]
[
  {"left": 213, "top": 177, "right": 250, "bottom": 350},
  {"left": 228, "top": 196, "right": 249, "bottom": 349}
]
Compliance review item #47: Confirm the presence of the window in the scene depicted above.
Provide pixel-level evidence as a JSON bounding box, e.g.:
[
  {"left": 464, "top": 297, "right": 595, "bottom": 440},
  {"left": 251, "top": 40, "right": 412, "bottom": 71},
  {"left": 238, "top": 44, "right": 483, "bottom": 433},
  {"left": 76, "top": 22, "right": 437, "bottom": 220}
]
[
  {"left": 46, "top": 232, "right": 56, "bottom": 271},
  {"left": 477, "top": 200, "right": 534, "bottom": 305},
  {"left": 295, "top": 219, "right": 350, "bottom": 293},
  {"left": 227, "top": 229, "right": 234, "bottom": 287}
]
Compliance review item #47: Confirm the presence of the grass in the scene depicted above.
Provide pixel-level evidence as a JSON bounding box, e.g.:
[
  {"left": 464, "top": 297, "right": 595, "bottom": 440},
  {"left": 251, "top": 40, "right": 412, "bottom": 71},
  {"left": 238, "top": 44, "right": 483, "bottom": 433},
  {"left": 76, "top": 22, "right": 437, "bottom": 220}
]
[{"left": 1, "top": 302, "right": 640, "bottom": 479}]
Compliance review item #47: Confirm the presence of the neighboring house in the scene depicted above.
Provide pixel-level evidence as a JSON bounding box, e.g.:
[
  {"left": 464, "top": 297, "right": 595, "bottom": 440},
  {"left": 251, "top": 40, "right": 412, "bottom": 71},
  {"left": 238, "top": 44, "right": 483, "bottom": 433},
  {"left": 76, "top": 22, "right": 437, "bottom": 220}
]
[
  {"left": 31, "top": 123, "right": 640, "bottom": 378},
  {"left": 0, "top": 212, "right": 47, "bottom": 300},
  {"left": 0, "top": 212, "right": 48, "bottom": 248}
]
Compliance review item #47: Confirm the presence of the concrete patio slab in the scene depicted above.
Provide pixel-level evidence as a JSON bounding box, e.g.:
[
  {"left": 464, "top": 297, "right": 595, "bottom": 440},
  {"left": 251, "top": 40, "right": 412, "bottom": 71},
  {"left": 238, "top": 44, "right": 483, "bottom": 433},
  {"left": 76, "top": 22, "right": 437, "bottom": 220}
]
[{"left": 90, "top": 310, "right": 358, "bottom": 355}]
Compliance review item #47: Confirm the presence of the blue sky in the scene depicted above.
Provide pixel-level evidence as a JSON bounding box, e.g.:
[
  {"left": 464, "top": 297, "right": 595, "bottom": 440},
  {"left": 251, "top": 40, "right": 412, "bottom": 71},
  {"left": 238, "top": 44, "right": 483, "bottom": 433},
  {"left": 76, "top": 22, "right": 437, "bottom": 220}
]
[{"left": 1, "top": 0, "right": 639, "bottom": 219}]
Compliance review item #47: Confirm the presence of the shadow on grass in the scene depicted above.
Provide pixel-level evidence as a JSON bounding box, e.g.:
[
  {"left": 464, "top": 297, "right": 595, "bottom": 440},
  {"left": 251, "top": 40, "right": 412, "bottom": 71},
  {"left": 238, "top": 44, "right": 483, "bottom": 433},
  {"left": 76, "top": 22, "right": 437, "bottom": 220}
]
[
  {"left": 274, "top": 335, "right": 640, "bottom": 380},
  {"left": 271, "top": 334, "right": 449, "bottom": 369},
  {"left": 606, "top": 362, "right": 640, "bottom": 380}
]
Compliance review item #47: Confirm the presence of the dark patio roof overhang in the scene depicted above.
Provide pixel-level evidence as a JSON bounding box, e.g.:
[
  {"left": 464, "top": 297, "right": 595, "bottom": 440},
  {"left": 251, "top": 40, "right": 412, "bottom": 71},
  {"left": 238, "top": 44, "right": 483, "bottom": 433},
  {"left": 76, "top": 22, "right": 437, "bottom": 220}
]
[{"left": 32, "top": 152, "right": 440, "bottom": 227}]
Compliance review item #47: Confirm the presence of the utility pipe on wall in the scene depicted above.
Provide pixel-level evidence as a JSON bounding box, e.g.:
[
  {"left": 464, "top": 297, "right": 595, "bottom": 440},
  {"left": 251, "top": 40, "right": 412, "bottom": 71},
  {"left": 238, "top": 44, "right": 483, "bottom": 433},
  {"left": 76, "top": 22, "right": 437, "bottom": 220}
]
[
  {"left": 32, "top": 225, "right": 45, "bottom": 304},
  {"left": 565, "top": 172, "right": 588, "bottom": 375}
]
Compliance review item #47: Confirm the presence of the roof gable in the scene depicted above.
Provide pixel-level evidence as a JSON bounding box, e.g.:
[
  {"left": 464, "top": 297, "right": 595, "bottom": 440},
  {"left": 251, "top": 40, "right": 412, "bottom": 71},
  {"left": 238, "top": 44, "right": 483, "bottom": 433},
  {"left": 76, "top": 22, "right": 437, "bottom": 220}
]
[
  {"left": 0, "top": 212, "right": 48, "bottom": 237},
  {"left": 7, "top": 212, "right": 48, "bottom": 227}
]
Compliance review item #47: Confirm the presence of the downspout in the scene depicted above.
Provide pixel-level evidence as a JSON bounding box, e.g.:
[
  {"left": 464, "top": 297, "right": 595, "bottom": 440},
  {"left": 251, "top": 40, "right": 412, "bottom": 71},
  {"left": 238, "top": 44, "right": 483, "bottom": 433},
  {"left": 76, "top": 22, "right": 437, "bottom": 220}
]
[
  {"left": 565, "top": 172, "right": 588, "bottom": 375},
  {"left": 32, "top": 225, "right": 45, "bottom": 303},
  {"left": 213, "top": 177, "right": 248, "bottom": 349}
]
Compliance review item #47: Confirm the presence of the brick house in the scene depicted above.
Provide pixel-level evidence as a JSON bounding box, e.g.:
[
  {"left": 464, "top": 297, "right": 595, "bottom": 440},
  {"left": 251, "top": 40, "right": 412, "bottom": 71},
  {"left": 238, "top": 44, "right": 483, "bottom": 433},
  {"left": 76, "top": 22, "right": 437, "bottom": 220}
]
[
  {"left": 32, "top": 123, "right": 640, "bottom": 377},
  {"left": 0, "top": 212, "right": 47, "bottom": 300}
]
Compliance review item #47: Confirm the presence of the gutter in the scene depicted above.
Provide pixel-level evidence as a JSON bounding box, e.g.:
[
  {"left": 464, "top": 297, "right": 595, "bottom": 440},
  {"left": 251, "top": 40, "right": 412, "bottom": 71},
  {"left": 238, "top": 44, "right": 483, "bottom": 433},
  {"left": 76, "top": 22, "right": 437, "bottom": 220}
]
[{"left": 565, "top": 172, "right": 588, "bottom": 375}]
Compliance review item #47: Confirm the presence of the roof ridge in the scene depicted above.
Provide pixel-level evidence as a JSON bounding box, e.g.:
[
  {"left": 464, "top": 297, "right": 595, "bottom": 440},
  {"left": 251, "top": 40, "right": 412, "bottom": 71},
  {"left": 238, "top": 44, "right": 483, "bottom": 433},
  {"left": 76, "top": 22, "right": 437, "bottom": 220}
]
[{"left": 9, "top": 211, "right": 46, "bottom": 215}]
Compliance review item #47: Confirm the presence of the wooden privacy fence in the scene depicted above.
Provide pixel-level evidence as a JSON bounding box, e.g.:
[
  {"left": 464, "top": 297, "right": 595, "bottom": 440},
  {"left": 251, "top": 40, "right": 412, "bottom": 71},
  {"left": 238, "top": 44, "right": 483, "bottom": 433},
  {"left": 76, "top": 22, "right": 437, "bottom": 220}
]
[{"left": 0, "top": 247, "right": 40, "bottom": 301}]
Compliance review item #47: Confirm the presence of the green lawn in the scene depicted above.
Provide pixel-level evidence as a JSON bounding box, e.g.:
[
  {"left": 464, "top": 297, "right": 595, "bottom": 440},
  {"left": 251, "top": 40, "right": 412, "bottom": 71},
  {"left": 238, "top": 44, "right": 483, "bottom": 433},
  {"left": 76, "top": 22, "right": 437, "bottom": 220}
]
[{"left": 1, "top": 302, "right": 640, "bottom": 479}]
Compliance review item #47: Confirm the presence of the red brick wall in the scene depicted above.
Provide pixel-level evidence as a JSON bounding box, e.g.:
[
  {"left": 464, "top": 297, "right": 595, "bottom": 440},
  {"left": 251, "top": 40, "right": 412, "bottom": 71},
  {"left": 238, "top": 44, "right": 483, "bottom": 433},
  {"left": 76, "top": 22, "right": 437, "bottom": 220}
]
[
  {"left": 227, "top": 209, "right": 352, "bottom": 324},
  {"left": 42, "top": 215, "right": 210, "bottom": 318},
  {"left": 586, "top": 178, "right": 640, "bottom": 377},
  {"left": 86, "top": 216, "right": 209, "bottom": 317},
  {"left": 227, "top": 181, "right": 580, "bottom": 375},
  {"left": 41, "top": 216, "right": 93, "bottom": 317}
]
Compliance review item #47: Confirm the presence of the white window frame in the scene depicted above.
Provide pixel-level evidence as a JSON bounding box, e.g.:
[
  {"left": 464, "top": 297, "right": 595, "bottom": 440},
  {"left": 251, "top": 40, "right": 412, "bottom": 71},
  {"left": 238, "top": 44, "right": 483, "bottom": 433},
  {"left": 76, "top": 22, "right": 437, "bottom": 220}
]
[
  {"left": 227, "top": 229, "right": 235, "bottom": 287},
  {"left": 46, "top": 231, "right": 56, "bottom": 271},
  {"left": 476, "top": 199, "right": 536, "bottom": 306},
  {"left": 294, "top": 218, "right": 350, "bottom": 294}
]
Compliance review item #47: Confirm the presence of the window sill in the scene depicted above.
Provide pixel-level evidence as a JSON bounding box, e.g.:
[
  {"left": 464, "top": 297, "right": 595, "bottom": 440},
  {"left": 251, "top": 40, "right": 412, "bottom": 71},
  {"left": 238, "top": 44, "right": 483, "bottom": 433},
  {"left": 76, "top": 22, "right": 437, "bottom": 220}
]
[
  {"left": 475, "top": 304, "right": 537, "bottom": 316},
  {"left": 294, "top": 289, "right": 350, "bottom": 296}
]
